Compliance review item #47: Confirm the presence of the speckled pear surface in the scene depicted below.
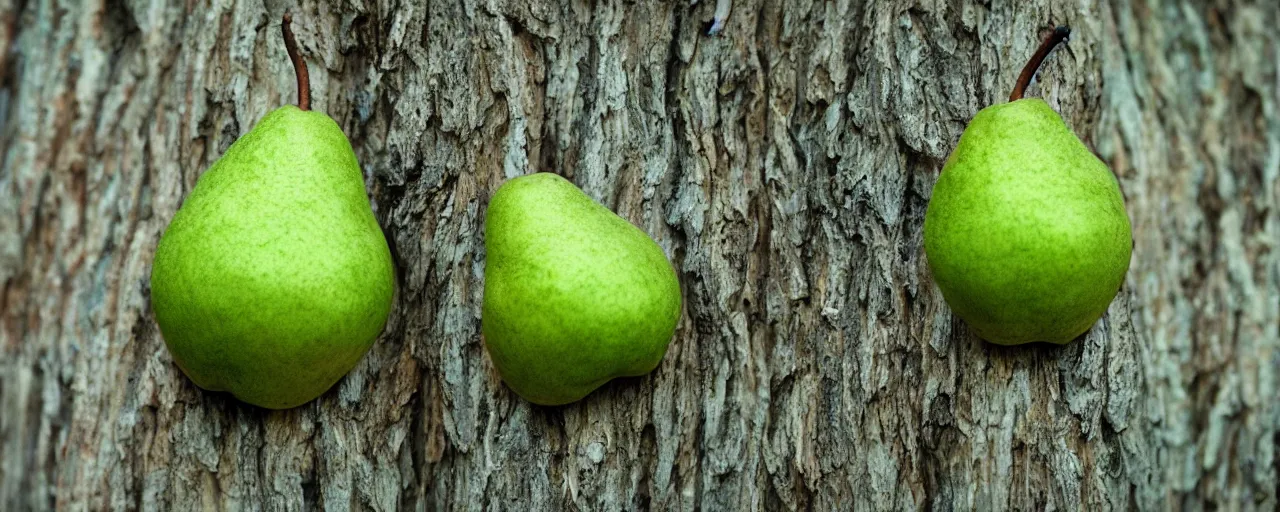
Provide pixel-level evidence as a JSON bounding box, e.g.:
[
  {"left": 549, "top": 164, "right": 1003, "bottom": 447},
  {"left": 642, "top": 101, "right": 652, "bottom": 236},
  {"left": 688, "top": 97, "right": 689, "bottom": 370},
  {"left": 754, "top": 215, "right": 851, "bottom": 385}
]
[
  {"left": 482, "top": 173, "right": 682, "bottom": 405},
  {"left": 150, "top": 105, "right": 395, "bottom": 409},
  {"left": 924, "top": 99, "right": 1132, "bottom": 345}
]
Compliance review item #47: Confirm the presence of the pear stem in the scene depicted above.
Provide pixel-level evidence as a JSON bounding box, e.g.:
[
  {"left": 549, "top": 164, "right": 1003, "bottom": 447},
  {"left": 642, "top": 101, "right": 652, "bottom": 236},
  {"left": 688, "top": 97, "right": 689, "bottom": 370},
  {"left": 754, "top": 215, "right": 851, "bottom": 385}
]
[
  {"left": 281, "top": 13, "right": 311, "bottom": 111},
  {"left": 1009, "top": 26, "right": 1071, "bottom": 102}
]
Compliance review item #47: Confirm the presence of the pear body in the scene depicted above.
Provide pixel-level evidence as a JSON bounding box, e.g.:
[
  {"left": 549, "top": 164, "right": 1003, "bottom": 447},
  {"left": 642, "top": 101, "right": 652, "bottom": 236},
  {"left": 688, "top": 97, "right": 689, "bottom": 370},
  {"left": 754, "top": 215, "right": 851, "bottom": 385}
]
[
  {"left": 482, "top": 173, "right": 681, "bottom": 405},
  {"left": 151, "top": 106, "right": 395, "bottom": 409},
  {"left": 924, "top": 99, "right": 1132, "bottom": 345}
]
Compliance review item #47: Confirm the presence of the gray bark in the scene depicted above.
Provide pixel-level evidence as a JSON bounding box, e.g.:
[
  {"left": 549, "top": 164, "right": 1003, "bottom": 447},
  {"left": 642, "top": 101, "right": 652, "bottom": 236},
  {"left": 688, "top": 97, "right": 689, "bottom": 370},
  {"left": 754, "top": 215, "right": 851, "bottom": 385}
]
[{"left": 2, "top": 0, "right": 1278, "bottom": 510}]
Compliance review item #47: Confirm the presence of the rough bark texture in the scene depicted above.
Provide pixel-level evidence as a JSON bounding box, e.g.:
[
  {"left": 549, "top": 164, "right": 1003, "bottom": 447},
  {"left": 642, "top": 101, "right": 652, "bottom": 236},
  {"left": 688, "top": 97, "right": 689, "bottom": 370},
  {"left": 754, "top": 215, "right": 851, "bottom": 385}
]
[{"left": 2, "top": 0, "right": 1278, "bottom": 510}]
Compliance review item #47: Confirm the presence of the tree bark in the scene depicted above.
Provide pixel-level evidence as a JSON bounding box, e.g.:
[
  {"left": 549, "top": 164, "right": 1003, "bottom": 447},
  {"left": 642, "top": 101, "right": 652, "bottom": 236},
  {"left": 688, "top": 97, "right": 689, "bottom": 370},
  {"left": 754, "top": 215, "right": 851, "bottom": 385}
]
[{"left": 2, "top": 0, "right": 1278, "bottom": 510}]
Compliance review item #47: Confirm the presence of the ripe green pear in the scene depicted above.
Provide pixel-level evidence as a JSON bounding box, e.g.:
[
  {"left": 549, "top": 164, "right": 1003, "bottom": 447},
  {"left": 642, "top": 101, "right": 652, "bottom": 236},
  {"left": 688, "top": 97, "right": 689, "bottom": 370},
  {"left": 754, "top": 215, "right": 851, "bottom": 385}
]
[
  {"left": 924, "top": 98, "right": 1132, "bottom": 344},
  {"left": 150, "top": 105, "right": 395, "bottom": 409},
  {"left": 482, "top": 173, "right": 681, "bottom": 405}
]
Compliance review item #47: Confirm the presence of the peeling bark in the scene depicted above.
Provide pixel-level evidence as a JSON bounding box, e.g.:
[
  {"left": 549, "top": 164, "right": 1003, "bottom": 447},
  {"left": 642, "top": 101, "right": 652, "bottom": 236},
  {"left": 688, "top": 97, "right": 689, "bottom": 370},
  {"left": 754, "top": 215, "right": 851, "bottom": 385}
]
[{"left": 1, "top": 0, "right": 1277, "bottom": 510}]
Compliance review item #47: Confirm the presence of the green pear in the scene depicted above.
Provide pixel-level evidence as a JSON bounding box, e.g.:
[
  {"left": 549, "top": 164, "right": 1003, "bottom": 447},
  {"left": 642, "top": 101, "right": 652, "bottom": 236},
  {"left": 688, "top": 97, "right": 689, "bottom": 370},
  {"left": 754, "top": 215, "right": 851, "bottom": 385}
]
[
  {"left": 149, "top": 15, "right": 394, "bottom": 409},
  {"left": 482, "top": 173, "right": 682, "bottom": 405},
  {"left": 923, "top": 27, "right": 1132, "bottom": 345}
]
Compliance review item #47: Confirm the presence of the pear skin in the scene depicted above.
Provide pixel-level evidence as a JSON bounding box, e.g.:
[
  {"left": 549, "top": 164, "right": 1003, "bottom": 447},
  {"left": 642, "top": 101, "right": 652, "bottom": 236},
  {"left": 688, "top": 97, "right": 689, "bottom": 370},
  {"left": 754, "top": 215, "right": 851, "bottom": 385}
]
[
  {"left": 482, "top": 173, "right": 682, "bottom": 405},
  {"left": 151, "top": 105, "right": 395, "bottom": 409},
  {"left": 924, "top": 98, "right": 1131, "bottom": 344},
  {"left": 151, "top": 16, "right": 394, "bottom": 409}
]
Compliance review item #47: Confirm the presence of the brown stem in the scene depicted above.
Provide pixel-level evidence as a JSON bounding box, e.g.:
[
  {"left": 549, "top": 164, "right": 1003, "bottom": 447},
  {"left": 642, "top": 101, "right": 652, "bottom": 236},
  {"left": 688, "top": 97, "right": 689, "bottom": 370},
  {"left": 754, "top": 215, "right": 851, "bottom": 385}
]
[
  {"left": 281, "top": 13, "right": 311, "bottom": 111},
  {"left": 1010, "top": 26, "right": 1071, "bottom": 102}
]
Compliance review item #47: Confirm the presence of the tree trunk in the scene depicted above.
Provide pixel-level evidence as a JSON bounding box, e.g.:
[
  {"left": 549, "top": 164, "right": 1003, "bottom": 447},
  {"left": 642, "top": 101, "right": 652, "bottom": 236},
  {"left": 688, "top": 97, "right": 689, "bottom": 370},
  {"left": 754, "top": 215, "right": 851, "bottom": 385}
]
[{"left": 2, "top": 0, "right": 1277, "bottom": 510}]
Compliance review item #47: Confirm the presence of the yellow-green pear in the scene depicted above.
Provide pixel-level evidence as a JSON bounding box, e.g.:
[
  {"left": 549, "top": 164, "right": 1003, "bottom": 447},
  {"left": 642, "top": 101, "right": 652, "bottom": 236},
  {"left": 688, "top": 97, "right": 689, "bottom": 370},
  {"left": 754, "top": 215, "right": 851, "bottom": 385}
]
[
  {"left": 482, "top": 173, "right": 682, "bottom": 405},
  {"left": 924, "top": 27, "right": 1132, "bottom": 345},
  {"left": 149, "top": 15, "right": 394, "bottom": 409}
]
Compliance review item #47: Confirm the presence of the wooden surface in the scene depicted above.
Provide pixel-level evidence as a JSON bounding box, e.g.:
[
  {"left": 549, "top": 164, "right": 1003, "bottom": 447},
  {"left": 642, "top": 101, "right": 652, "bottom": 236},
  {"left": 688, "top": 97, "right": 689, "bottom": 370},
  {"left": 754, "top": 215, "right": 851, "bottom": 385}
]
[{"left": 1, "top": 0, "right": 1277, "bottom": 510}]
